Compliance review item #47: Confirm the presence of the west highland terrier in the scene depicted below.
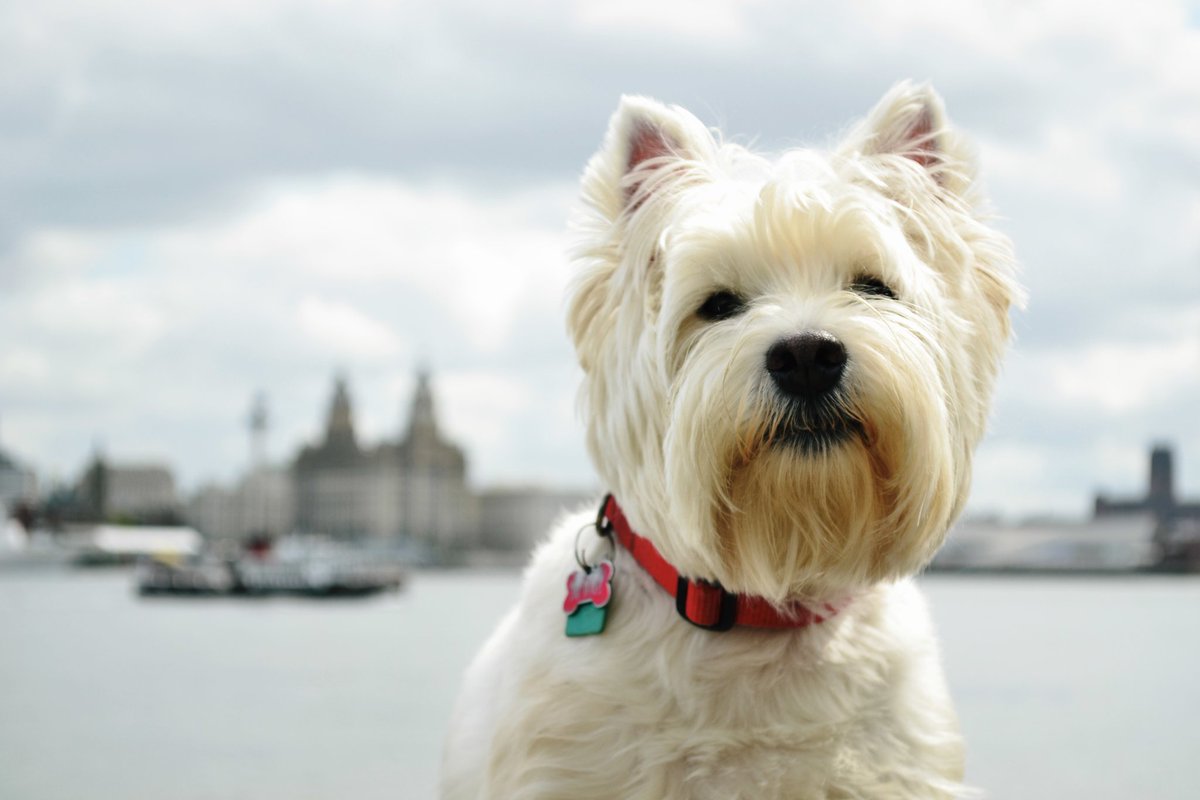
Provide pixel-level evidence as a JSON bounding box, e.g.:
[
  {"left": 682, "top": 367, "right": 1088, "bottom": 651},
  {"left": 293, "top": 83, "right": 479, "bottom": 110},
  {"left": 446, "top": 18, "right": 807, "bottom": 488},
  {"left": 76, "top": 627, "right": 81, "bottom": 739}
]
[{"left": 442, "top": 81, "right": 1020, "bottom": 799}]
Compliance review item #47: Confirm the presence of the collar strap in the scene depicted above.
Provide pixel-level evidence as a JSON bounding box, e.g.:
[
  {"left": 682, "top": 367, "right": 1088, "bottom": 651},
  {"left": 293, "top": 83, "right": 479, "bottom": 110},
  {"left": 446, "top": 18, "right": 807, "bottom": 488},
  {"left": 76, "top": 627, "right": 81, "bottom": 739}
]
[{"left": 601, "top": 495, "right": 844, "bottom": 632}]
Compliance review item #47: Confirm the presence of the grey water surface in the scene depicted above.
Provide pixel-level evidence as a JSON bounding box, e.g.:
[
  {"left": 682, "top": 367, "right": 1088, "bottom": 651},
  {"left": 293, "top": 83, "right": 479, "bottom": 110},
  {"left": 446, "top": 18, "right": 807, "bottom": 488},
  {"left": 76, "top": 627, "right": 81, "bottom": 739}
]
[{"left": 1, "top": 570, "right": 1196, "bottom": 799}]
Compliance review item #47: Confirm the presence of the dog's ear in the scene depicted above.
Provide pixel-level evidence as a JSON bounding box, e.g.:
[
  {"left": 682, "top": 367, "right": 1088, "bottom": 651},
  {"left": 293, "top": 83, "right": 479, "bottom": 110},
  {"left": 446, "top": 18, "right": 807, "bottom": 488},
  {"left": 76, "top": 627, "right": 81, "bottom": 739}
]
[
  {"left": 569, "top": 97, "right": 713, "bottom": 372},
  {"left": 581, "top": 95, "right": 715, "bottom": 222},
  {"left": 849, "top": 83, "right": 1022, "bottom": 334},
  {"left": 844, "top": 81, "right": 975, "bottom": 196}
]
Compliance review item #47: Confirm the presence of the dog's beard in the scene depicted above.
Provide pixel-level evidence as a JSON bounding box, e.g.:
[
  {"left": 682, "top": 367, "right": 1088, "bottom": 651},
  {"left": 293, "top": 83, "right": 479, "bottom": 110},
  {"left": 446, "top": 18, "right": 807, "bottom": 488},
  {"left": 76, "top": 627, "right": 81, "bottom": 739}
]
[
  {"left": 721, "top": 437, "right": 881, "bottom": 602},
  {"left": 715, "top": 391, "right": 885, "bottom": 602},
  {"left": 664, "top": 366, "right": 962, "bottom": 603}
]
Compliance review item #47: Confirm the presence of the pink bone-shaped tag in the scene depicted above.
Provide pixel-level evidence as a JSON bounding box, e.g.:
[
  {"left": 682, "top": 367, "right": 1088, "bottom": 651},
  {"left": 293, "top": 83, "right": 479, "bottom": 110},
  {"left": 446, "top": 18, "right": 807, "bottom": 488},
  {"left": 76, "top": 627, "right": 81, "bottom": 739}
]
[{"left": 562, "top": 561, "right": 614, "bottom": 614}]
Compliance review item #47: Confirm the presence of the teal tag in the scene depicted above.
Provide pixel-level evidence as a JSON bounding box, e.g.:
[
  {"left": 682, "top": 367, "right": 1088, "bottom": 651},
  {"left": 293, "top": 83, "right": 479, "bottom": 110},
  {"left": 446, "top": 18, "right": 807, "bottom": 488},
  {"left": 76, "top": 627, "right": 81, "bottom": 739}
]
[
  {"left": 563, "top": 560, "right": 614, "bottom": 638},
  {"left": 565, "top": 602, "right": 608, "bottom": 637}
]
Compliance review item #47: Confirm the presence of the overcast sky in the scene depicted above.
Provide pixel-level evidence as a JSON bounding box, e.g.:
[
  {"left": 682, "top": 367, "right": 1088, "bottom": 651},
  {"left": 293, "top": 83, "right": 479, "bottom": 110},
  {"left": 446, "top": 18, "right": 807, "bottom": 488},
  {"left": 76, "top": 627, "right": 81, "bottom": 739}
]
[{"left": 1, "top": 0, "right": 1198, "bottom": 519}]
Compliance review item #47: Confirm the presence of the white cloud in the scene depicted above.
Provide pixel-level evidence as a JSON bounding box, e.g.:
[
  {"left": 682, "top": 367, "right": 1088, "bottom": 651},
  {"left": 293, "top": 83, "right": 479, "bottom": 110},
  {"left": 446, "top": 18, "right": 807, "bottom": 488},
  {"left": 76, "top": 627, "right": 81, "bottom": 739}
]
[
  {"left": 296, "top": 296, "right": 405, "bottom": 361},
  {"left": 968, "top": 442, "right": 1080, "bottom": 518},
  {"left": 1006, "top": 328, "right": 1200, "bottom": 416},
  {"left": 0, "top": 174, "right": 579, "bottom": 487},
  {"left": 980, "top": 127, "right": 1124, "bottom": 209},
  {"left": 171, "top": 176, "right": 575, "bottom": 352},
  {"left": 438, "top": 371, "right": 532, "bottom": 452},
  {"left": 0, "top": 349, "right": 51, "bottom": 387},
  {"left": 573, "top": 0, "right": 755, "bottom": 44}
]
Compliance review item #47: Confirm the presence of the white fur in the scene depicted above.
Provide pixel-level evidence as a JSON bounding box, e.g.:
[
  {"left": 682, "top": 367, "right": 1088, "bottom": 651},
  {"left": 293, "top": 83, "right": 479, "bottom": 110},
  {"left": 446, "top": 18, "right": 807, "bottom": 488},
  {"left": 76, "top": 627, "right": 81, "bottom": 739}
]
[{"left": 441, "top": 82, "right": 1020, "bottom": 799}]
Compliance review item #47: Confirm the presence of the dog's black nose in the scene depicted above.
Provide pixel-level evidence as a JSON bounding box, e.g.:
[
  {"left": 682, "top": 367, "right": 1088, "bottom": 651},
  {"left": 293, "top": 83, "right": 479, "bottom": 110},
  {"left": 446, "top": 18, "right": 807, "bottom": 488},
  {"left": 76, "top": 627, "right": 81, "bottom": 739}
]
[{"left": 765, "top": 332, "right": 847, "bottom": 398}]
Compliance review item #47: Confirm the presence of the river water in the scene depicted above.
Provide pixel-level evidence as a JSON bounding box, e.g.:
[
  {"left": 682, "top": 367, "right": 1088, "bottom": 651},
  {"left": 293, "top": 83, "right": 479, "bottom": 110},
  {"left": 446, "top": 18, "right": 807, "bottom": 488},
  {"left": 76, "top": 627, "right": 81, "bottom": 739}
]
[{"left": 1, "top": 569, "right": 1197, "bottom": 799}]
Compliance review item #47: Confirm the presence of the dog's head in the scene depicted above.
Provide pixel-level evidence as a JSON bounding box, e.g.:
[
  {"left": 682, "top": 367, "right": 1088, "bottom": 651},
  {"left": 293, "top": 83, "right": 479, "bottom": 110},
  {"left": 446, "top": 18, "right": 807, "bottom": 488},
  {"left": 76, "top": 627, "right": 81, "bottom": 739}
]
[{"left": 568, "top": 82, "right": 1021, "bottom": 601}]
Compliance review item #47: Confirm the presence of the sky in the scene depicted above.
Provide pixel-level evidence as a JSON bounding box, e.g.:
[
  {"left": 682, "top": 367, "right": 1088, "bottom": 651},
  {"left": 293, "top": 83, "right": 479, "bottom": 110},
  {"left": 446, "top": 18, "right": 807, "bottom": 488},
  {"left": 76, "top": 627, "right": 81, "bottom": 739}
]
[{"left": 1, "top": 0, "right": 1198, "bottom": 519}]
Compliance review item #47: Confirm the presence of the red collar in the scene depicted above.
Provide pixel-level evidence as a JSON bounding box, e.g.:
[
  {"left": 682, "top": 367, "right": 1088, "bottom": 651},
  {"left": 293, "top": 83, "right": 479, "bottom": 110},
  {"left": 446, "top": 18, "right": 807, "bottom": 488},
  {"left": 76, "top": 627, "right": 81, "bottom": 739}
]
[{"left": 602, "top": 495, "right": 845, "bottom": 631}]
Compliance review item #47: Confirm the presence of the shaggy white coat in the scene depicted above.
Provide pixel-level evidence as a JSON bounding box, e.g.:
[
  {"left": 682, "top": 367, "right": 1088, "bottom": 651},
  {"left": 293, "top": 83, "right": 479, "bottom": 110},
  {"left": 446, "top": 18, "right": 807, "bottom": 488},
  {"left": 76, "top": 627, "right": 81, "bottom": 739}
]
[{"left": 441, "top": 81, "right": 1020, "bottom": 799}]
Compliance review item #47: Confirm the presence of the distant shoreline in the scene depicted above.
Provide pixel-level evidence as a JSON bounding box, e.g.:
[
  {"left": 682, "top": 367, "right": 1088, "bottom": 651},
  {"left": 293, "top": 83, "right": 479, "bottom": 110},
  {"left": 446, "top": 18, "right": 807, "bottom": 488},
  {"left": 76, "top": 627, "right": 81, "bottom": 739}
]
[{"left": 924, "top": 565, "right": 1198, "bottom": 578}]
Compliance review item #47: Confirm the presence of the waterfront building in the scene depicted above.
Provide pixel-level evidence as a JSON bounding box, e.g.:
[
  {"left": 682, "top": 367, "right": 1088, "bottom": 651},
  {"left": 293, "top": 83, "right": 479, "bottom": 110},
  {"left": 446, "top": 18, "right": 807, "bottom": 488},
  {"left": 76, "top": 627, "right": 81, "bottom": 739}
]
[
  {"left": 935, "top": 514, "right": 1160, "bottom": 572},
  {"left": 1094, "top": 444, "right": 1200, "bottom": 525},
  {"left": 477, "top": 487, "right": 596, "bottom": 552},
  {"left": 935, "top": 443, "right": 1200, "bottom": 572},
  {"left": 107, "top": 465, "right": 179, "bottom": 518},
  {"left": 387, "top": 371, "right": 478, "bottom": 547},
  {"left": 0, "top": 445, "right": 37, "bottom": 515},
  {"left": 291, "top": 371, "right": 476, "bottom": 546},
  {"left": 76, "top": 454, "right": 180, "bottom": 523},
  {"left": 186, "top": 466, "right": 294, "bottom": 544},
  {"left": 292, "top": 376, "right": 375, "bottom": 538},
  {"left": 1094, "top": 443, "right": 1200, "bottom": 567}
]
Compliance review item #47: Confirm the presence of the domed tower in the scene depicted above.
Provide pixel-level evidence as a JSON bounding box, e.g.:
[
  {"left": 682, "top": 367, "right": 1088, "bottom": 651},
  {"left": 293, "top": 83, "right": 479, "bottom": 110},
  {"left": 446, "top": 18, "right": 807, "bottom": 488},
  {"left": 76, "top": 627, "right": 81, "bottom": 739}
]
[
  {"left": 405, "top": 369, "right": 440, "bottom": 448},
  {"left": 324, "top": 374, "right": 359, "bottom": 452},
  {"left": 292, "top": 373, "right": 370, "bottom": 537},
  {"left": 396, "top": 368, "right": 474, "bottom": 547}
]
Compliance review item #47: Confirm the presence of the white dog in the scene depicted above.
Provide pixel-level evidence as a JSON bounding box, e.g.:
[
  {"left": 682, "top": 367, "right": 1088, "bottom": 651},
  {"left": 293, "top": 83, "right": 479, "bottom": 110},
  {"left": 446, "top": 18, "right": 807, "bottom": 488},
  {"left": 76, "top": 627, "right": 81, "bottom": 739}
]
[{"left": 442, "top": 82, "right": 1019, "bottom": 799}]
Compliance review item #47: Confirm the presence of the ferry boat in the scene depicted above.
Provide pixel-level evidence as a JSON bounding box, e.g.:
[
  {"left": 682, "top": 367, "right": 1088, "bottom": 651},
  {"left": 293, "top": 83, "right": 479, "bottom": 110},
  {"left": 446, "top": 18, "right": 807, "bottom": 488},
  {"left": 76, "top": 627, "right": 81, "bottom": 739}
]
[{"left": 135, "top": 537, "right": 407, "bottom": 598}]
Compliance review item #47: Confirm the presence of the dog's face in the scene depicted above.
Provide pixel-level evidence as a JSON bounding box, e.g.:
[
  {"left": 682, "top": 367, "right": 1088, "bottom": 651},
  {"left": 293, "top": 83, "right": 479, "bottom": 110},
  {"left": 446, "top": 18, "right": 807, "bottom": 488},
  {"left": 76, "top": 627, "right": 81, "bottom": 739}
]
[{"left": 569, "top": 83, "right": 1020, "bottom": 601}]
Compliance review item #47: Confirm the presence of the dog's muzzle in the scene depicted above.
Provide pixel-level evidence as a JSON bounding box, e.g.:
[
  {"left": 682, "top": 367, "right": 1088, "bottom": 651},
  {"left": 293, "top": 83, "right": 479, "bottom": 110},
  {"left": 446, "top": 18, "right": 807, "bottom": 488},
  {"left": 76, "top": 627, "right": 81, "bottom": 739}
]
[{"left": 764, "top": 331, "right": 862, "bottom": 451}]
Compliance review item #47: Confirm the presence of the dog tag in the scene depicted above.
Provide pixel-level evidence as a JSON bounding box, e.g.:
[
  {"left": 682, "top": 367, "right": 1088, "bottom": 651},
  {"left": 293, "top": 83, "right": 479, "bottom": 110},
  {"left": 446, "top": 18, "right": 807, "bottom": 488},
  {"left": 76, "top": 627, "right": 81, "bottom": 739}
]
[
  {"left": 563, "top": 560, "right": 614, "bottom": 637},
  {"left": 565, "top": 602, "right": 608, "bottom": 637}
]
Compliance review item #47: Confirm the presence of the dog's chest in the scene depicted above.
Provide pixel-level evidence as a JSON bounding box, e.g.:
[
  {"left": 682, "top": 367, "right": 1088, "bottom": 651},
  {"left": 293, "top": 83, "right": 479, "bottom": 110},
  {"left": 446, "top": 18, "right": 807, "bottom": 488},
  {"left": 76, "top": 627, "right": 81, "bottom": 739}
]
[
  {"left": 492, "top": 672, "right": 884, "bottom": 800},
  {"left": 489, "top": 609, "right": 898, "bottom": 799}
]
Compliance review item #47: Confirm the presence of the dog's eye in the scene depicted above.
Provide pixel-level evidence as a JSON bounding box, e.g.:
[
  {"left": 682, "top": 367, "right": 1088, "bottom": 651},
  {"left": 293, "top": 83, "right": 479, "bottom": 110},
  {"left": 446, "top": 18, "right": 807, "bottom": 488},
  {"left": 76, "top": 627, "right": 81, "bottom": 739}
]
[
  {"left": 849, "top": 276, "right": 897, "bottom": 300},
  {"left": 697, "top": 290, "right": 748, "bottom": 321}
]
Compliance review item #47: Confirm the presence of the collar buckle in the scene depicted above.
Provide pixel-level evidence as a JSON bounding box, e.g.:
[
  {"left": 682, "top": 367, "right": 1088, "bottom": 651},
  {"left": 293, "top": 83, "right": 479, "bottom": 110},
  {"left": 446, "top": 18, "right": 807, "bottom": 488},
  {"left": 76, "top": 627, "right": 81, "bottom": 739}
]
[{"left": 675, "top": 576, "right": 737, "bottom": 631}]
